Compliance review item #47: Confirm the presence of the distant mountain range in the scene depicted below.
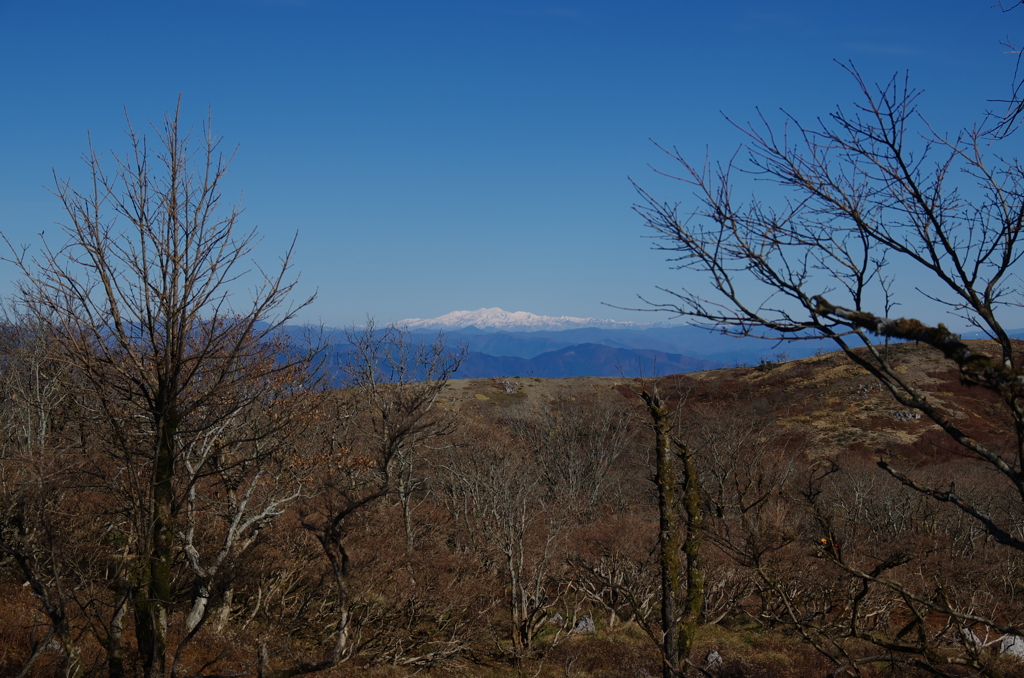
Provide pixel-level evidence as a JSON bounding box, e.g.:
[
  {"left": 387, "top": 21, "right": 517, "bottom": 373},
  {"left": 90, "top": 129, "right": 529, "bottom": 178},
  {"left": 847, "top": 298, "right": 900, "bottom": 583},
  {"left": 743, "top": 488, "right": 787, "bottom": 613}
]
[
  {"left": 382, "top": 308, "right": 834, "bottom": 379},
  {"left": 313, "top": 308, "right": 1015, "bottom": 381}
]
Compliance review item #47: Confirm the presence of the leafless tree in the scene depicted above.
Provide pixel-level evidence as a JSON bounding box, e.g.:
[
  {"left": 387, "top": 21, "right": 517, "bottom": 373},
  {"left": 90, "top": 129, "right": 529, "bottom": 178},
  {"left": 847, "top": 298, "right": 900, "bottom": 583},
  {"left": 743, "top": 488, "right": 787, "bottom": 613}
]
[
  {"left": 566, "top": 528, "right": 660, "bottom": 633},
  {"left": 439, "top": 425, "right": 562, "bottom": 660},
  {"left": 339, "top": 321, "right": 465, "bottom": 554},
  {"left": 269, "top": 322, "right": 464, "bottom": 676},
  {"left": 504, "top": 389, "right": 635, "bottom": 520},
  {"left": 685, "top": 401, "right": 799, "bottom": 626},
  {"left": 633, "top": 386, "right": 703, "bottom": 678},
  {"left": 0, "top": 319, "right": 89, "bottom": 677},
  {"left": 634, "top": 60, "right": 1024, "bottom": 674},
  {"left": 2, "top": 101, "right": 320, "bottom": 678}
]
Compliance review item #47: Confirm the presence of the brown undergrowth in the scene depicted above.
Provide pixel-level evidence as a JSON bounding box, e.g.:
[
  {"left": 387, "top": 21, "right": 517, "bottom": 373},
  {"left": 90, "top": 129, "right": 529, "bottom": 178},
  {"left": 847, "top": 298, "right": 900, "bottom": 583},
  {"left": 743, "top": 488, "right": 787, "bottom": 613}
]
[{"left": 5, "top": 343, "right": 1024, "bottom": 677}]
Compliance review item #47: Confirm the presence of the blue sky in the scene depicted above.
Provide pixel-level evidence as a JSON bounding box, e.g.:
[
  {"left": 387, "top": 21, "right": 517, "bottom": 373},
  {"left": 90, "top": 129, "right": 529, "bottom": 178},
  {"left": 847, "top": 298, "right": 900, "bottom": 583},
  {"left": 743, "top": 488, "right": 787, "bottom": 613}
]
[{"left": 0, "top": 0, "right": 1018, "bottom": 327}]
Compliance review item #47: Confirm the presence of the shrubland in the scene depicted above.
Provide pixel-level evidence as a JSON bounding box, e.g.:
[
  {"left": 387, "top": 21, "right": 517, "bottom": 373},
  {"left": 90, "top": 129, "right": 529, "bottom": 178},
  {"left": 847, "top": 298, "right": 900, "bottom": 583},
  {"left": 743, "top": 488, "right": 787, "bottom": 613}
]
[{"left": 5, "top": 335, "right": 1024, "bottom": 677}]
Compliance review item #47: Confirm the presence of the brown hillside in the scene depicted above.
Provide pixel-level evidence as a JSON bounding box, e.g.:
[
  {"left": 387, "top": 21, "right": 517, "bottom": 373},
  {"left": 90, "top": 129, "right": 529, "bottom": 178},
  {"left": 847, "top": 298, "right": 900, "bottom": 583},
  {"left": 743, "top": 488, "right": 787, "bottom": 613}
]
[
  {"left": 6, "top": 339, "right": 1020, "bottom": 678},
  {"left": 445, "top": 339, "right": 1015, "bottom": 465}
]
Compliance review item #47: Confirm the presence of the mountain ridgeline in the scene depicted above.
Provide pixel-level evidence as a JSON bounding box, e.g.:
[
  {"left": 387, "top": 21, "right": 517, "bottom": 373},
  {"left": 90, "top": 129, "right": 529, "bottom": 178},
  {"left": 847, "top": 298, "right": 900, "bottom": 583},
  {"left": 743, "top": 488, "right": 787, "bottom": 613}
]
[
  {"left": 441, "top": 325, "right": 834, "bottom": 378},
  {"left": 317, "top": 309, "right": 842, "bottom": 381}
]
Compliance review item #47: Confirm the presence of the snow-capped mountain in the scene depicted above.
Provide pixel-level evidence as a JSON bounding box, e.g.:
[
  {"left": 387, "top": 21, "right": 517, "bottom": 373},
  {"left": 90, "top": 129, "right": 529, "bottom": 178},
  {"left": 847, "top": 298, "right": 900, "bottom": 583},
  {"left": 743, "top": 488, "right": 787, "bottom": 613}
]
[{"left": 397, "top": 308, "right": 651, "bottom": 332}]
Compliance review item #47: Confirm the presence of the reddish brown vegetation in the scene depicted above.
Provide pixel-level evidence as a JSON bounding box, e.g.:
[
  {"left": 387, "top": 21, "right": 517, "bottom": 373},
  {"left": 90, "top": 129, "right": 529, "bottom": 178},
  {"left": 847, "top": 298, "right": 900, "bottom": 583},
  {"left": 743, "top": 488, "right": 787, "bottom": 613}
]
[{"left": 5, "top": 339, "right": 1024, "bottom": 677}]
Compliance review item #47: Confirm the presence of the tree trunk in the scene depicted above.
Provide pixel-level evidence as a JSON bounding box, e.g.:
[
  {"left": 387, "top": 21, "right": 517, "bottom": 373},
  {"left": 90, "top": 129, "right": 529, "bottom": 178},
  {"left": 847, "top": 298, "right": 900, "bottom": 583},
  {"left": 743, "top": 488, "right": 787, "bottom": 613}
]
[
  {"left": 641, "top": 389, "right": 681, "bottom": 678},
  {"left": 213, "top": 588, "right": 234, "bottom": 633},
  {"left": 137, "top": 409, "right": 178, "bottom": 678},
  {"left": 105, "top": 583, "right": 129, "bottom": 678},
  {"left": 185, "top": 582, "right": 211, "bottom": 633},
  {"left": 678, "top": 438, "right": 703, "bottom": 672},
  {"left": 508, "top": 550, "right": 527, "bottom": 658},
  {"left": 397, "top": 457, "right": 416, "bottom": 554},
  {"left": 259, "top": 531, "right": 350, "bottom": 678}
]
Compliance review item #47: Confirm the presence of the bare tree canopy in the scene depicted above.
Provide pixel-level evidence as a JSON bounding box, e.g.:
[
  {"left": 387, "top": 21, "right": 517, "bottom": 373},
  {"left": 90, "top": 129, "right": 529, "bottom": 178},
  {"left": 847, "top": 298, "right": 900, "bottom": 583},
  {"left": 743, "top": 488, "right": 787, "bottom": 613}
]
[
  {"left": 634, "top": 62, "right": 1024, "bottom": 673},
  {"left": 1, "top": 102, "right": 320, "bottom": 678}
]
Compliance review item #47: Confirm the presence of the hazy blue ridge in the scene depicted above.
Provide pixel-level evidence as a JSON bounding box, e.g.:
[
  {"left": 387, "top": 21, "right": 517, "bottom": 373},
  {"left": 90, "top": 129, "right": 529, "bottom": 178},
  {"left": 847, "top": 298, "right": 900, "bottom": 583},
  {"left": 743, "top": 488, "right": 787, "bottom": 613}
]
[
  {"left": 416, "top": 325, "right": 838, "bottom": 365},
  {"left": 453, "top": 343, "right": 720, "bottom": 379},
  {"left": 285, "top": 322, "right": 1024, "bottom": 384}
]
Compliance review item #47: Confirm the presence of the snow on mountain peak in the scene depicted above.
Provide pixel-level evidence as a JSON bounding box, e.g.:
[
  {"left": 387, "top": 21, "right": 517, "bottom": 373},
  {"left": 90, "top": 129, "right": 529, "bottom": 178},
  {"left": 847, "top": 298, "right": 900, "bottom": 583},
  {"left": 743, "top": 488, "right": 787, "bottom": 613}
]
[{"left": 397, "top": 308, "right": 648, "bottom": 332}]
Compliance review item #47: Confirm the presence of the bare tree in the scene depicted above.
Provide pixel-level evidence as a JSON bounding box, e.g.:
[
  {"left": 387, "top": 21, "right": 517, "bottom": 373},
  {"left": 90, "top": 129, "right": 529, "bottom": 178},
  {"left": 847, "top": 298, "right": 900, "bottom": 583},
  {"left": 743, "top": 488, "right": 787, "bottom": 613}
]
[
  {"left": 339, "top": 321, "right": 464, "bottom": 555},
  {"left": 686, "top": 400, "right": 798, "bottom": 627},
  {"left": 634, "top": 61, "right": 1024, "bottom": 674},
  {"left": 505, "top": 389, "right": 635, "bottom": 521},
  {"left": 3, "top": 102, "right": 319, "bottom": 678},
  {"left": 0, "top": 319, "right": 89, "bottom": 677},
  {"left": 634, "top": 386, "right": 703, "bottom": 678},
  {"left": 266, "top": 322, "right": 464, "bottom": 676},
  {"left": 439, "top": 423, "right": 562, "bottom": 660}
]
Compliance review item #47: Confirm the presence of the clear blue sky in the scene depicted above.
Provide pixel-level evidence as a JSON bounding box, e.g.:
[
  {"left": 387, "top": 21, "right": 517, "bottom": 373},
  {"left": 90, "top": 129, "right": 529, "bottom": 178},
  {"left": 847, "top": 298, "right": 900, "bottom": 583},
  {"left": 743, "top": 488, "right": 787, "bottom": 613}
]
[{"left": 0, "top": 0, "right": 1017, "bottom": 327}]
